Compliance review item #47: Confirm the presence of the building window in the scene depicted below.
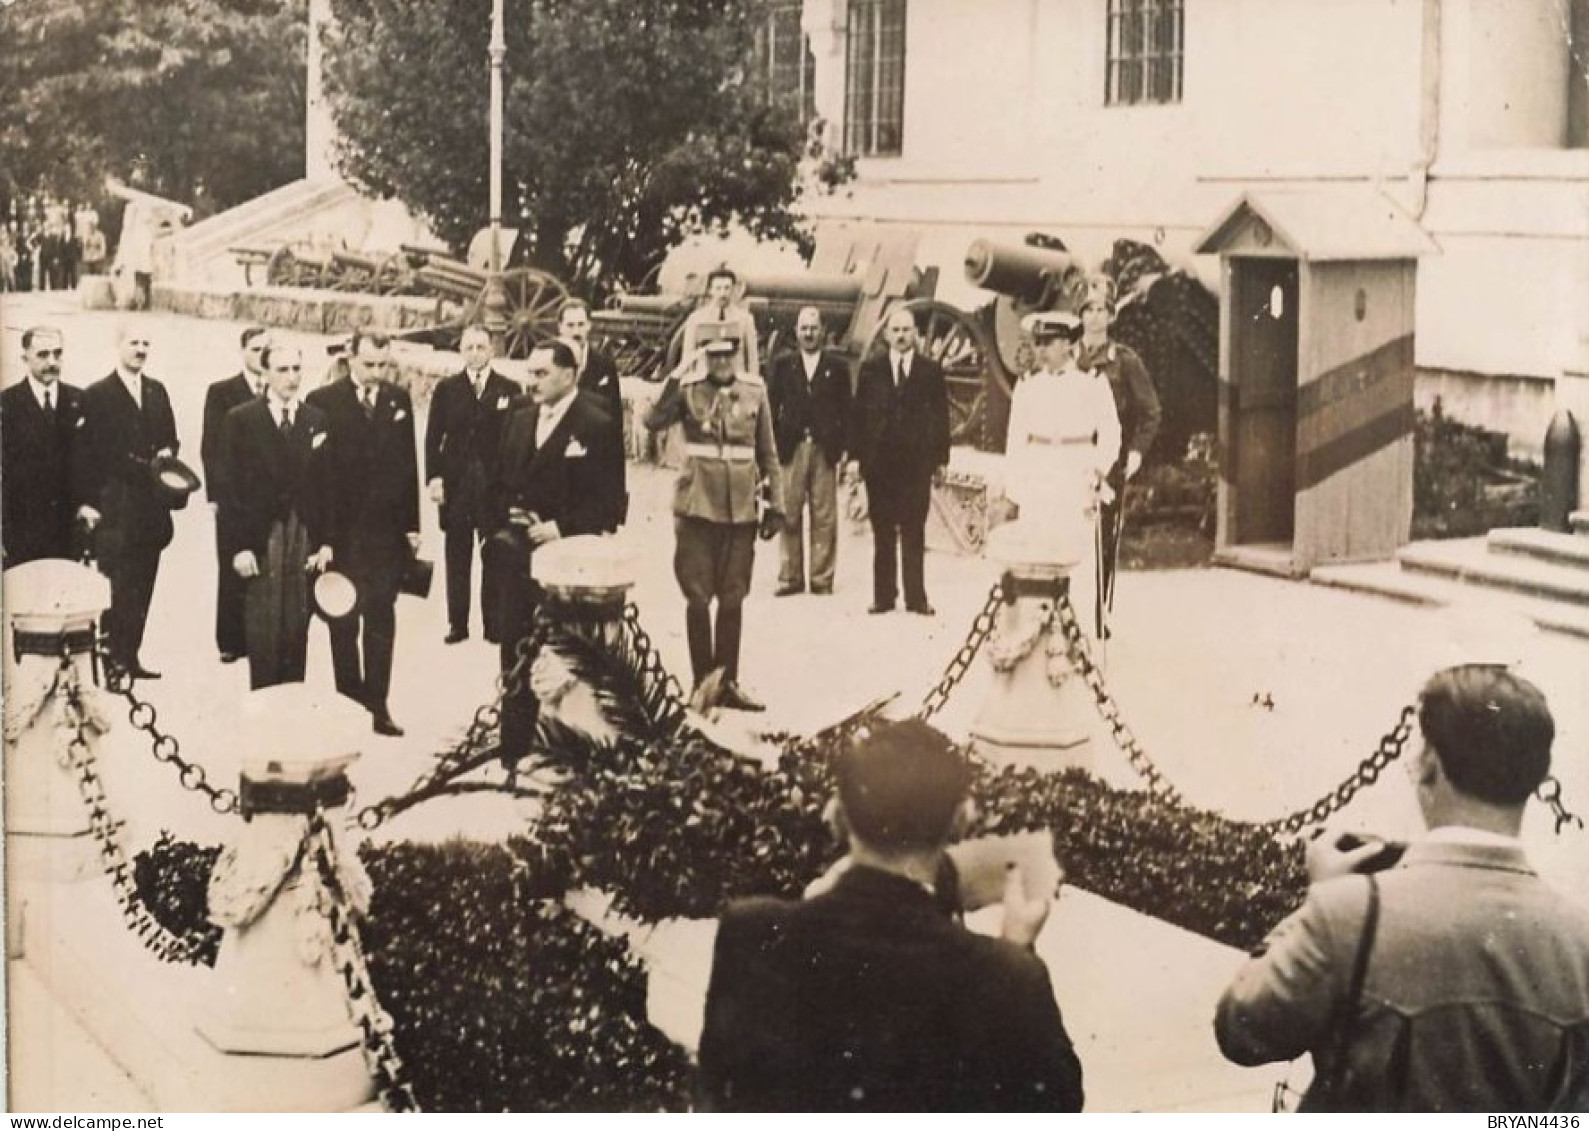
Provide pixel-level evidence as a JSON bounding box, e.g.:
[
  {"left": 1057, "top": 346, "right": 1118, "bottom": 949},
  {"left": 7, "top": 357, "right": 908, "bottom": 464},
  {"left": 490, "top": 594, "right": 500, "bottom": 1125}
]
[
  {"left": 844, "top": 0, "right": 906, "bottom": 156},
  {"left": 757, "top": 1, "right": 816, "bottom": 123},
  {"left": 1106, "top": 0, "right": 1184, "bottom": 106}
]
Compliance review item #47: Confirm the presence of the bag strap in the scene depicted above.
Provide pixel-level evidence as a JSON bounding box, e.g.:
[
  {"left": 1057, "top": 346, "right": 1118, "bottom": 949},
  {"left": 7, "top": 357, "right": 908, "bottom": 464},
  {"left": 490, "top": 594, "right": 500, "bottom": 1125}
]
[{"left": 1313, "top": 874, "right": 1380, "bottom": 1104}]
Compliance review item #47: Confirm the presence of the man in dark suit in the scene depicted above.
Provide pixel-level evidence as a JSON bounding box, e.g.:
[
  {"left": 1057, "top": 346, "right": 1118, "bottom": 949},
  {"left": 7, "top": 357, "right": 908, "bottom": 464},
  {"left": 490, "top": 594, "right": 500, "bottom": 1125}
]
[
  {"left": 486, "top": 339, "right": 625, "bottom": 764},
  {"left": 849, "top": 305, "right": 950, "bottom": 616},
  {"left": 217, "top": 345, "right": 334, "bottom": 690},
  {"left": 72, "top": 323, "right": 181, "bottom": 679},
  {"left": 305, "top": 330, "right": 420, "bottom": 736},
  {"left": 556, "top": 299, "right": 624, "bottom": 423},
  {"left": 3, "top": 326, "right": 82, "bottom": 568},
  {"left": 425, "top": 323, "right": 517, "bottom": 645},
  {"left": 765, "top": 306, "right": 851, "bottom": 596},
  {"left": 200, "top": 325, "right": 269, "bottom": 663},
  {"left": 697, "top": 719, "right": 1085, "bottom": 1112}
]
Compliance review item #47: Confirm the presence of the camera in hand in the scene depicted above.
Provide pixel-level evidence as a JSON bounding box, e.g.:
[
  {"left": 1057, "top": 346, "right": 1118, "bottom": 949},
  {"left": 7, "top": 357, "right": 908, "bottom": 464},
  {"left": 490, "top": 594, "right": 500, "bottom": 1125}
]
[{"left": 1336, "top": 832, "right": 1407, "bottom": 873}]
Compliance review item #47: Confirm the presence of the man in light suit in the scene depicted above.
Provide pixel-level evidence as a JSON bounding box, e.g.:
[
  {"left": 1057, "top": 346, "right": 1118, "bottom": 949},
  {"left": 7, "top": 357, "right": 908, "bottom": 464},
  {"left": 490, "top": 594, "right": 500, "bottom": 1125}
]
[
  {"left": 764, "top": 306, "right": 851, "bottom": 596},
  {"left": 486, "top": 340, "right": 626, "bottom": 765},
  {"left": 2, "top": 326, "right": 81, "bottom": 568},
  {"left": 849, "top": 306, "right": 950, "bottom": 616},
  {"left": 200, "top": 325, "right": 269, "bottom": 663},
  {"left": 306, "top": 330, "right": 420, "bottom": 736},
  {"left": 1216, "top": 664, "right": 1589, "bottom": 1111},
  {"left": 697, "top": 719, "right": 1085, "bottom": 1111},
  {"left": 425, "top": 323, "right": 517, "bottom": 645},
  {"left": 72, "top": 323, "right": 181, "bottom": 679}
]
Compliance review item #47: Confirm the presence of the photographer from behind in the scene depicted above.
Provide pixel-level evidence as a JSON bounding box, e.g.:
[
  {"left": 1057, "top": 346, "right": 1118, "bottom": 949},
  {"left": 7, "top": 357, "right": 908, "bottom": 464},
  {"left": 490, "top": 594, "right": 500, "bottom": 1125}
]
[{"left": 1214, "top": 664, "right": 1589, "bottom": 1111}]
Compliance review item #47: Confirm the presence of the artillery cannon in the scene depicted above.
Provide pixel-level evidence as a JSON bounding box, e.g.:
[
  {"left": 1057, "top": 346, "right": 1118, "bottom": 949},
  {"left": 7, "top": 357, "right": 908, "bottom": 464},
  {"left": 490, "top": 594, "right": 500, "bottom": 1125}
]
[{"left": 964, "top": 233, "right": 1220, "bottom": 463}]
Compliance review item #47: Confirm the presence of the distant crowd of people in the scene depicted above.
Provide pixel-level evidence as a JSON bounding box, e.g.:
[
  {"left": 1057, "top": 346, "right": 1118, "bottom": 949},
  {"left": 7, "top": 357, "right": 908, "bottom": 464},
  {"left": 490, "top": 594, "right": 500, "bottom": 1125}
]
[{"left": 0, "top": 197, "right": 108, "bottom": 294}]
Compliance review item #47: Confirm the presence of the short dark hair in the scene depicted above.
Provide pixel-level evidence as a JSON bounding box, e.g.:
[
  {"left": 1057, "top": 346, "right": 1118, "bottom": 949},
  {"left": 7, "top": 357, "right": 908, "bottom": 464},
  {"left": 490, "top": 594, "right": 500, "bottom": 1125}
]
[
  {"left": 240, "top": 325, "right": 268, "bottom": 350},
  {"left": 558, "top": 298, "right": 591, "bottom": 321},
  {"left": 349, "top": 329, "right": 391, "bottom": 356},
  {"left": 260, "top": 344, "right": 299, "bottom": 371},
  {"left": 836, "top": 720, "right": 971, "bottom": 851},
  {"left": 21, "top": 325, "right": 61, "bottom": 351},
  {"left": 534, "top": 339, "right": 578, "bottom": 371},
  {"left": 705, "top": 267, "right": 738, "bottom": 288},
  {"left": 1418, "top": 665, "right": 1553, "bottom": 805}
]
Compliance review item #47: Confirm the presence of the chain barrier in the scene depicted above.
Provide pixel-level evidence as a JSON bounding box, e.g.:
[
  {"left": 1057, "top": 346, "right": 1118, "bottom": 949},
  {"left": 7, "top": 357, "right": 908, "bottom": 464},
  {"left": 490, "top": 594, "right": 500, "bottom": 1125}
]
[
  {"left": 916, "top": 582, "right": 1004, "bottom": 721},
  {"left": 1053, "top": 592, "right": 1185, "bottom": 806},
  {"left": 356, "top": 625, "right": 543, "bottom": 831},
  {"left": 59, "top": 659, "right": 210, "bottom": 964},
  {"left": 102, "top": 656, "right": 239, "bottom": 816},
  {"left": 1259, "top": 704, "right": 1417, "bottom": 839},
  {"left": 306, "top": 811, "right": 419, "bottom": 1113},
  {"left": 1535, "top": 777, "right": 1584, "bottom": 835},
  {"left": 620, "top": 602, "right": 689, "bottom": 718}
]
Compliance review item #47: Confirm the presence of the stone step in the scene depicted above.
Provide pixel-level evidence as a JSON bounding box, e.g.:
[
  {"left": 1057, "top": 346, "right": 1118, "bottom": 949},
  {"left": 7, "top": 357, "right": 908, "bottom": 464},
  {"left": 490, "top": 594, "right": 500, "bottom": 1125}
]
[
  {"left": 1310, "top": 558, "right": 1589, "bottom": 640},
  {"left": 1487, "top": 526, "right": 1589, "bottom": 569},
  {"left": 1397, "top": 537, "right": 1589, "bottom": 609}
]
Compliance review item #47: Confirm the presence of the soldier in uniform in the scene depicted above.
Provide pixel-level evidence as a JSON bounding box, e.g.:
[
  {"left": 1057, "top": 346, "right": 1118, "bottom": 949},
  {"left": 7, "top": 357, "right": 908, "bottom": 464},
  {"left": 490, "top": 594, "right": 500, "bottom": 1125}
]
[
  {"left": 645, "top": 329, "right": 783, "bottom": 712},
  {"left": 1076, "top": 275, "right": 1160, "bottom": 618}
]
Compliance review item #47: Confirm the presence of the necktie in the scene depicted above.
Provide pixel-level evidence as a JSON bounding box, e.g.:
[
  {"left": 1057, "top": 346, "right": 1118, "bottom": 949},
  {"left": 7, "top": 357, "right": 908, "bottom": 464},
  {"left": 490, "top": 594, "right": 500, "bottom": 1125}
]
[
  {"left": 895, "top": 357, "right": 906, "bottom": 388},
  {"left": 42, "top": 387, "right": 54, "bottom": 419},
  {"left": 361, "top": 386, "right": 376, "bottom": 418},
  {"left": 279, "top": 406, "right": 293, "bottom": 435}
]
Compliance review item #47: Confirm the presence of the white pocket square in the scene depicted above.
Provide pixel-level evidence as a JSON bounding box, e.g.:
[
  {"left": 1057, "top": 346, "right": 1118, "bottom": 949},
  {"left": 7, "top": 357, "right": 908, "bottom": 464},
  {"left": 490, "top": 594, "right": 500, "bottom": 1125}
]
[
  {"left": 496, "top": 395, "right": 509, "bottom": 409},
  {"left": 564, "top": 439, "right": 588, "bottom": 457},
  {"left": 311, "top": 432, "right": 327, "bottom": 449},
  {"left": 394, "top": 408, "right": 408, "bottom": 422}
]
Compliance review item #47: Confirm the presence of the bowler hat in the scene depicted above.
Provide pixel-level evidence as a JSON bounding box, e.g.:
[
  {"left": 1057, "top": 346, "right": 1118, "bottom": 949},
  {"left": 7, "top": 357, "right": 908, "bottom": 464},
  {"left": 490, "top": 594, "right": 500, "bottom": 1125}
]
[
  {"left": 149, "top": 454, "right": 201, "bottom": 510},
  {"left": 312, "top": 570, "right": 359, "bottom": 622}
]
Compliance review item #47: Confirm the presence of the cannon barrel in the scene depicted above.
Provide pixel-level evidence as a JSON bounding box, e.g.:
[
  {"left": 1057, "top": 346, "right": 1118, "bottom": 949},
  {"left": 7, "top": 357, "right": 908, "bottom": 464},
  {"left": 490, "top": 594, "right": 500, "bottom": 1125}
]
[
  {"left": 963, "top": 239, "right": 1079, "bottom": 307},
  {"left": 740, "top": 271, "right": 863, "bottom": 307},
  {"left": 613, "top": 294, "right": 690, "bottom": 316}
]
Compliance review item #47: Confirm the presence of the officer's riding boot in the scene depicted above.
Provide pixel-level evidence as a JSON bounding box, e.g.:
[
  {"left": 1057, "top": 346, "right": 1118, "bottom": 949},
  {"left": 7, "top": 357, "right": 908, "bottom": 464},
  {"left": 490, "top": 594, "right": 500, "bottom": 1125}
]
[
  {"left": 714, "top": 605, "right": 765, "bottom": 712},
  {"left": 686, "top": 604, "right": 714, "bottom": 687}
]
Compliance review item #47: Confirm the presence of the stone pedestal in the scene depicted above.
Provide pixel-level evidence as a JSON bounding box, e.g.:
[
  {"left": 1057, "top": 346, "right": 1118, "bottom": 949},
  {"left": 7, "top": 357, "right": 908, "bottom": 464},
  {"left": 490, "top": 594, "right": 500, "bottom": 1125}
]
[
  {"left": 3, "top": 561, "right": 115, "bottom": 957},
  {"left": 969, "top": 533, "right": 1095, "bottom": 772},
  {"left": 195, "top": 684, "right": 375, "bottom": 1109}
]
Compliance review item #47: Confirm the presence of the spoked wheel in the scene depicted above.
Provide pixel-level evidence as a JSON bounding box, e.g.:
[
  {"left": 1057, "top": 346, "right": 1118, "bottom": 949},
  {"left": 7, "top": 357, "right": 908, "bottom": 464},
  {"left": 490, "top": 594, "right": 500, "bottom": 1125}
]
[
  {"left": 865, "top": 299, "right": 1010, "bottom": 449},
  {"left": 466, "top": 268, "right": 570, "bottom": 358}
]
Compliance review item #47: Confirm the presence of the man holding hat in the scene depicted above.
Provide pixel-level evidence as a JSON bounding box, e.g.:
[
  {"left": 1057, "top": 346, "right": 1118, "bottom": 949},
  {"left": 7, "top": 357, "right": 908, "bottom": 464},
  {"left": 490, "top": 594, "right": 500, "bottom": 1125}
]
[
  {"left": 1076, "top": 275, "right": 1160, "bottom": 615},
  {"left": 697, "top": 718, "right": 1085, "bottom": 1111},
  {"left": 1216, "top": 665, "right": 1589, "bottom": 1110},
  {"left": 72, "top": 323, "right": 184, "bottom": 679},
  {"left": 1006, "top": 310, "right": 1120, "bottom": 642},
  {"left": 645, "top": 326, "right": 783, "bottom": 712},
  {"left": 217, "top": 345, "right": 335, "bottom": 690}
]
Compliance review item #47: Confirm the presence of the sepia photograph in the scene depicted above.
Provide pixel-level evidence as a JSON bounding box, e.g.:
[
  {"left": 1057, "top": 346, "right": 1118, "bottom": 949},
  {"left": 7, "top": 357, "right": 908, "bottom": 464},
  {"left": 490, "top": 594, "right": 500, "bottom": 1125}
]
[{"left": 3, "top": 0, "right": 1588, "bottom": 1114}]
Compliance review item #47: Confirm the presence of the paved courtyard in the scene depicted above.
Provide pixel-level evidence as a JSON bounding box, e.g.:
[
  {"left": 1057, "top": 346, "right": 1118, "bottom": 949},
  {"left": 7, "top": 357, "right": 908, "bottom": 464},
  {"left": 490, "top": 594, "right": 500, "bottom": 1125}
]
[{"left": 5, "top": 295, "right": 1588, "bottom": 1111}]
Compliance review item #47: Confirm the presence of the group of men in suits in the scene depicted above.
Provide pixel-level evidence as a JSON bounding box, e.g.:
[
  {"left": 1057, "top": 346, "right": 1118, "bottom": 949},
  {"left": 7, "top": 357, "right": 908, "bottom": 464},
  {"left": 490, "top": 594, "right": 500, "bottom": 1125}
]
[{"left": 3, "top": 323, "right": 184, "bottom": 679}]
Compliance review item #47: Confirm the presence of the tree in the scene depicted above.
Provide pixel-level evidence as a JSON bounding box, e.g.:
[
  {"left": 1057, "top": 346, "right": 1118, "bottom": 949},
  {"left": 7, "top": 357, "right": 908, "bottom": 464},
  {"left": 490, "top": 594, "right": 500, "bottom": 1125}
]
[
  {"left": 0, "top": 0, "right": 306, "bottom": 218},
  {"left": 321, "top": 0, "right": 810, "bottom": 294}
]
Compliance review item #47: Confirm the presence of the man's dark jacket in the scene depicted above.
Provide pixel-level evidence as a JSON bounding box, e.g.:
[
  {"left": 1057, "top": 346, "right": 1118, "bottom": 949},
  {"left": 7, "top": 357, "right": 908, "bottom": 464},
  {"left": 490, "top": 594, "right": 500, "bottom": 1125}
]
[
  {"left": 2, "top": 379, "right": 82, "bottom": 566},
  {"left": 200, "top": 372, "right": 257, "bottom": 503},
  {"left": 424, "top": 368, "right": 517, "bottom": 531},
  {"left": 71, "top": 371, "right": 180, "bottom": 554},
  {"left": 850, "top": 352, "right": 950, "bottom": 479},
  {"left": 697, "top": 865, "right": 1084, "bottom": 1112},
  {"left": 764, "top": 348, "right": 851, "bottom": 465}
]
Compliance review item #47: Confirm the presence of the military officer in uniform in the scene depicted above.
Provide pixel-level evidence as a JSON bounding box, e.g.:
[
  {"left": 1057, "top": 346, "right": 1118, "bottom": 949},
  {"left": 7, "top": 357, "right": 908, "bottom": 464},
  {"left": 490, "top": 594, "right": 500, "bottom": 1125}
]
[{"left": 645, "top": 329, "right": 783, "bottom": 712}]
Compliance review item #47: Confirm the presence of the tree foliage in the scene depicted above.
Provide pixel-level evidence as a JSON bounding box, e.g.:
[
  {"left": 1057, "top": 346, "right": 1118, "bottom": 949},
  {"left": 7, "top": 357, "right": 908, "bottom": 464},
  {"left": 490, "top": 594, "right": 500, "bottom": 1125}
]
[
  {"left": 0, "top": 0, "right": 306, "bottom": 216},
  {"left": 321, "top": 0, "right": 810, "bottom": 294}
]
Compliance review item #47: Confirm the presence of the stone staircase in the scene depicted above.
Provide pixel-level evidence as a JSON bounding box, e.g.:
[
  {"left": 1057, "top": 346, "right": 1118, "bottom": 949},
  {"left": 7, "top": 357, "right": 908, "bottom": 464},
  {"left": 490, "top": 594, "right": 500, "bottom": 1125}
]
[
  {"left": 1310, "top": 512, "right": 1589, "bottom": 638},
  {"left": 169, "top": 178, "right": 361, "bottom": 288}
]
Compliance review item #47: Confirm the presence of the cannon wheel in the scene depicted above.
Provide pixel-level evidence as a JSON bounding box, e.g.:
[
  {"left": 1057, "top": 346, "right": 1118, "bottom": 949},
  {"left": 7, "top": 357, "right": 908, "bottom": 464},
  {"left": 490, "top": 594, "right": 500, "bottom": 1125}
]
[
  {"left": 467, "top": 268, "right": 570, "bottom": 358},
  {"left": 864, "top": 299, "right": 1007, "bottom": 448}
]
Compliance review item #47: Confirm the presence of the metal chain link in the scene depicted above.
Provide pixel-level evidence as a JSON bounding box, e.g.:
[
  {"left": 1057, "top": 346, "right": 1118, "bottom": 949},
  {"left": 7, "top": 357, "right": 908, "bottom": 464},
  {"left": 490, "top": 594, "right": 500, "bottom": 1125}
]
[
  {"left": 917, "top": 582, "right": 1004, "bottom": 721},
  {"left": 356, "top": 621, "right": 542, "bottom": 831},
  {"left": 59, "top": 661, "right": 210, "bottom": 964},
  {"left": 1260, "top": 704, "right": 1417, "bottom": 839},
  {"left": 306, "top": 812, "right": 420, "bottom": 1113},
  {"left": 1052, "top": 592, "right": 1185, "bottom": 805},
  {"left": 620, "top": 602, "right": 689, "bottom": 716},
  {"left": 102, "top": 660, "right": 239, "bottom": 815},
  {"left": 1534, "top": 776, "right": 1585, "bottom": 835}
]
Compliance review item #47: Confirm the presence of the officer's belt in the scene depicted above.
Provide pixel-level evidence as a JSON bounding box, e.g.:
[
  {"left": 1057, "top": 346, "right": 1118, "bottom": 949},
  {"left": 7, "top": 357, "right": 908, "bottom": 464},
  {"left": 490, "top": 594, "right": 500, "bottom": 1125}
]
[
  {"left": 1023, "top": 432, "right": 1098, "bottom": 447},
  {"left": 684, "top": 442, "right": 756, "bottom": 461}
]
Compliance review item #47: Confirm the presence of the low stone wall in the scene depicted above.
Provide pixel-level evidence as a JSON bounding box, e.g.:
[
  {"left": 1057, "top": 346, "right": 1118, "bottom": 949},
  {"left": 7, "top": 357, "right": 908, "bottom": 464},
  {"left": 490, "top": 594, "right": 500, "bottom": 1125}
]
[{"left": 153, "top": 283, "right": 439, "bottom": 338}]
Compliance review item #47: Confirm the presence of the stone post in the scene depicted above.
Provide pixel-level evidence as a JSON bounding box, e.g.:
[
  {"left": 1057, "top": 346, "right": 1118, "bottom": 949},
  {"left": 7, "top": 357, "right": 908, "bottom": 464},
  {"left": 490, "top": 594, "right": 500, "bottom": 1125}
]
[
  {"left": 197, "top": 683, "right": 375, "bottom": 1111},
  {"left": 969, "top": 527, "right": 1095, "bottom": 772},
  {"left": 3, "top": 561, "right": 114, "bottom": 956},
  {"left": 528, "top": 535, "right": 639, "bottom": 741}
]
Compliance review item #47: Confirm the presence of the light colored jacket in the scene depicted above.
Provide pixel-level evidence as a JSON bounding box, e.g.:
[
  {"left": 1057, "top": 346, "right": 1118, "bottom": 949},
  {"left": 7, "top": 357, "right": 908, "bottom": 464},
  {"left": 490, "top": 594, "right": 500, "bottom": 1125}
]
[
  {"left": 1215, "top": 840, "right": 1589, "bottom": 1111},
  {"left": 645, "top": 372, "right": 783, "bottom": 524}
]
